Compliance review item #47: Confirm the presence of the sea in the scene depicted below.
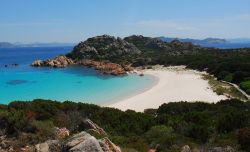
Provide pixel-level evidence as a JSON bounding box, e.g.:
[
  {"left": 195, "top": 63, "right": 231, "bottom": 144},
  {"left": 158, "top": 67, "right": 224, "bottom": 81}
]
[
  {"left": 202, "top": 43, "right": 250, "bottom": 49},
  {"left": 0, "top": 47, "right": 156, "bottom": 105}
]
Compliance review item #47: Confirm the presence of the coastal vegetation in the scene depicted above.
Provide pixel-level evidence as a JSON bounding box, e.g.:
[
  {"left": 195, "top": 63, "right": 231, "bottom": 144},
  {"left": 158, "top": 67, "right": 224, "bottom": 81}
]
[
  {"left": 202, "top": 74, "right": 247, "bottom": 100},
  {"left": 0, "top": 99, "right": 250, "bottom": 151}
]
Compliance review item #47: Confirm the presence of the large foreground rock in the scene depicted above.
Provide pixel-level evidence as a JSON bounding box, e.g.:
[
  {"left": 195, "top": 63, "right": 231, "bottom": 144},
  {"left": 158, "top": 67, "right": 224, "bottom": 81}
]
[
  {"left": 30, "top": 131, "right": 121, "bottom": 152},
  {"left": 68, "top": 136, "right": 103, "bottom": 152}
]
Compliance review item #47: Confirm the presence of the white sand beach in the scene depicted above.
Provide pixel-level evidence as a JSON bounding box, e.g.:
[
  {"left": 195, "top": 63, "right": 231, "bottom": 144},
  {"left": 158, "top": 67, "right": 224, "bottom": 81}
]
[{"left": 108, "top": 66, "right": 227, "bottom": 112}]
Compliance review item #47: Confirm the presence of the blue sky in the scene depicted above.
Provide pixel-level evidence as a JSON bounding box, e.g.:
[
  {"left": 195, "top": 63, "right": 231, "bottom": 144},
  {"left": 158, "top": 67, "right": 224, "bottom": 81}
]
[{"left": 0, "top": 0, "right": 250, "bottom": 43}]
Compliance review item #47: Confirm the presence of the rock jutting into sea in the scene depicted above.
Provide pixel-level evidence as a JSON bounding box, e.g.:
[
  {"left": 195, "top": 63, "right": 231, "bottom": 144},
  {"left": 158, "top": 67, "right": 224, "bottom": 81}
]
[
  {"left": 32, "top": 55, "right": 134, "bottom": 75},
  {"left": 79, "top": 59, "right": 134, "bottom": 75},
  {"left": 32, "top": 55, "right": 75, "bottom": 68}
]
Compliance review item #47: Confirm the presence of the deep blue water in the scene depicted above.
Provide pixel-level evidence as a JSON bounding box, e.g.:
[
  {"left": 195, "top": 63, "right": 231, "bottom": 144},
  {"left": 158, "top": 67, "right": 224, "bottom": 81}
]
[
  {"left": 0, "top": 47, "right": 156, "bottom": 105},
  {"left": 203, "top": 43, "right": 250, "bottom": 49}
]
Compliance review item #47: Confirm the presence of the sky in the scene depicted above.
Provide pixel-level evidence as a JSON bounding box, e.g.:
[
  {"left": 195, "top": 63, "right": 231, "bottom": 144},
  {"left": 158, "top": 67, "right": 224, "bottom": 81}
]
[{"left": 0, "top": 0, "right": 250, "bottom": 43}]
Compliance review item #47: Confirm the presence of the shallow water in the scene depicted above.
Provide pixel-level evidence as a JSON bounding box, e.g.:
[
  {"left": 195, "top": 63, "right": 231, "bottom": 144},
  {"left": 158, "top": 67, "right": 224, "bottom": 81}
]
[{"left": 0, "top": 47, "right": 155, "bottom": 104}]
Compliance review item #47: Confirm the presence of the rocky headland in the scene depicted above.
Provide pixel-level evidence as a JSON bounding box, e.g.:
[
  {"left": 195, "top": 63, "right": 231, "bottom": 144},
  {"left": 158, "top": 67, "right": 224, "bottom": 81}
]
[
  {"left": 31, "top": 34, "right": 203, "bottom": 75},
  {"left": 32, "top": 35, "right": 141, "bottom": 75},
  {"left": 32, "top": 55, "right": 75, "bottom": 68},
  {"left": 32, "top": 56, "right": 134, "bottom": 75}
]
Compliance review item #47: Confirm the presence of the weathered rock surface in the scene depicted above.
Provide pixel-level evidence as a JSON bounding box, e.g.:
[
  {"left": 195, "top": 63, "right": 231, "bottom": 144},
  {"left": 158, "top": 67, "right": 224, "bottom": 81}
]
[
  {"left": 32, "top": 55, "right": 75, "bottom": 68},
  {"left": 19, "top": 131, "right": 121, "bottom": 152},
  {"left": 34, "top": 131, "right": 121, "bottom": 152},
  {"left": 99, "top": 137, "right": 121, "bottom": 152},
  {"left": 181, "top": 145, "right": 191, "bottom": 152},
  {"left": 34, "top": 140, "right": 60, "bottom": 152},
  {"left": 68, "top": 136, "right": 103, "bottom": 152},
  {"left": 54, "top": 127, "right": 70, "bottom": 139},
  {"left": 63, "top": 131, "right": 92, "bottom": 150},
  {"left": 82, "top": 119, "right": 107, "bottom": 135},
  {"left": 79, "top": 60, "right": 133, "bottom": 75},
  {"left": 69, "top": 35, "right": 141, "bottom": 60},
  {"left": 35, "top": 142, "right": 49, "bottom": 152}
]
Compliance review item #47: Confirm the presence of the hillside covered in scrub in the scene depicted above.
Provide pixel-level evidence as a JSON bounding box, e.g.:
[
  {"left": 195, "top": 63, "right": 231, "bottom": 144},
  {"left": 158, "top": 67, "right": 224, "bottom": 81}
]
[{"left": 0, "top": 99, "right": 250, "bottom": 151}]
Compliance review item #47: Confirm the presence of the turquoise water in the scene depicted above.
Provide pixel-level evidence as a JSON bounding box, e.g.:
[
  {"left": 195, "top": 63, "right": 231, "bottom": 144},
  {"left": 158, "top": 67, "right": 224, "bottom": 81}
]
[{"left": 0, "top": 47, "right": 155, "bottom": 105}]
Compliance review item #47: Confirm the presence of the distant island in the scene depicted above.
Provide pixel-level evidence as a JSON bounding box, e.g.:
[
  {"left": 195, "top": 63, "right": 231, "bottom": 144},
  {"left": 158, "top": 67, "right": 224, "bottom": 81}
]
[
  {"left": 2, "top": 37, "right": 250, "bottom": 48},
  {"left": 158, "top": 37, "right": 228, "bottom": 46},
  {"left": 0, "top": 42, "right": 15, "bottom": 48},
  {"left": 0, "top": 42, "right": 75, "bottom": 48},
  {"left": 158, "top": 37, "right": 250, "bottom": 48}
]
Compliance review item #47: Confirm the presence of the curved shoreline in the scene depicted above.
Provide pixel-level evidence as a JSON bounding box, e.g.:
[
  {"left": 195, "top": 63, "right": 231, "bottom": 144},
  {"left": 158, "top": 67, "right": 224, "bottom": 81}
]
[
  {"left": 107, "top": 66, "right": 228, "bottom": 112},
  {"left": 101, "top": 73, "right": 159, "bottom": 106}
]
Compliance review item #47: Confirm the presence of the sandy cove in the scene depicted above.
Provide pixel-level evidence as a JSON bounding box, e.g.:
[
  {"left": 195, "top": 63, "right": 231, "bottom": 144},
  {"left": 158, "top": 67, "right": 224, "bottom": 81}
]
[{"left": 108, "top": 66, "right": 227, "bottom": 112}]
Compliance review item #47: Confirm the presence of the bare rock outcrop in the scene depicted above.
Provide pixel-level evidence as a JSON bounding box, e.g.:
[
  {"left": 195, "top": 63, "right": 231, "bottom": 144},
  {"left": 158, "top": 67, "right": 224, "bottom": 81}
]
[
  {"left": 54, "top": 127, "right": 70, "bottom": 139},
  {"left": 181, "top": 145, "right": 191, "bottom": 152},
  {"left": 32, "top": 57, "right": 133, "bottom": 76},
  {"left": 28, "top": 131, "right": 121, "bottom": 152},
  {"left": 63, "top": 131, "right": 121, "bottom": 152},
  {"left": 69, "top": 35, "right": 141, "bottom": 60},
  {"left": 32, "top": 55, "right": 75, "bottom": 68},
  {"left": 83, "top": 119, "right": 107, "bottom": 135},
  {"left": 63, "top": 132, "right": 103, "bottom": 152},
  {"left": 79, "top": 60, "right": 133, "bottom": 75},
  {"left": 99, "top": 137, "right": 121, "bottom": 152}
]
